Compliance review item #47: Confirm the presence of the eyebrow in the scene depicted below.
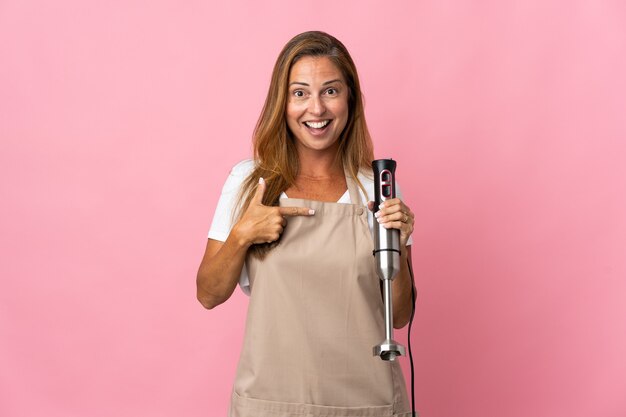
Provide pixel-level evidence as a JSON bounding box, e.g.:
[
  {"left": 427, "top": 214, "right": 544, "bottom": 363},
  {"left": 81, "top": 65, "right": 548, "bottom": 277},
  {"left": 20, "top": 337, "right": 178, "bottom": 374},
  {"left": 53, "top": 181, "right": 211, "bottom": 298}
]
[{"left": 289, "top": 79, "right": 343, "bottom": 87}]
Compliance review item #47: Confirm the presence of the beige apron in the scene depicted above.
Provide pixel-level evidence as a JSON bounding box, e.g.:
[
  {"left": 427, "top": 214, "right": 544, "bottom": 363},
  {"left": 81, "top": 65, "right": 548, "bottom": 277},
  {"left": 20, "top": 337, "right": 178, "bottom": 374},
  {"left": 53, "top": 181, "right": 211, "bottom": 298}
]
[{"left": 230, "top": 173, "right": 411, "bottom": 417}]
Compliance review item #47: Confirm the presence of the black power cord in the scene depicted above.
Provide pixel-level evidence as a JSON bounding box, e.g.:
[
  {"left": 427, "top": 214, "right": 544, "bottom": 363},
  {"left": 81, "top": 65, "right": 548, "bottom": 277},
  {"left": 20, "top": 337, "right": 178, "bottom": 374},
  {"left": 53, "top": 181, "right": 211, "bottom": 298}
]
[{"left": 407, "top": 258, "right": 417, "bottom": 417}]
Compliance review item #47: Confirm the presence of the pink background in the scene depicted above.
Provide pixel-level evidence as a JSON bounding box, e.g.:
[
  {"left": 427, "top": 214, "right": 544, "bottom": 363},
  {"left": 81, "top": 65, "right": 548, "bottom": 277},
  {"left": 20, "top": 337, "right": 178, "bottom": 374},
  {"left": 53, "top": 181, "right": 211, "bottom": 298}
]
[{"left": 1, "top": 1, "right": 625, "bottom": 416}]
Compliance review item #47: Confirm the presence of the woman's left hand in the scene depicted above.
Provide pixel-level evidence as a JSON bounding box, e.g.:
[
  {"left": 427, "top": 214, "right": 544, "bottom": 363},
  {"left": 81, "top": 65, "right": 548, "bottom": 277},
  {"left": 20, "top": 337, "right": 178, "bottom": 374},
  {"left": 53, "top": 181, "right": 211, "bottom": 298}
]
[{"left": 368, "top": 198, "right": 415, "bottom": 248}]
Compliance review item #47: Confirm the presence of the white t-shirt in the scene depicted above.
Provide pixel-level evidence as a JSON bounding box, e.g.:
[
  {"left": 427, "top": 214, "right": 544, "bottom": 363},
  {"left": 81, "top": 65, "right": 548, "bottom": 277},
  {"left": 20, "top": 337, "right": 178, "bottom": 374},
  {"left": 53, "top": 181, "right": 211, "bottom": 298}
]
[{"left": 208, "top": 159, "right": 412, "bottom": 295}]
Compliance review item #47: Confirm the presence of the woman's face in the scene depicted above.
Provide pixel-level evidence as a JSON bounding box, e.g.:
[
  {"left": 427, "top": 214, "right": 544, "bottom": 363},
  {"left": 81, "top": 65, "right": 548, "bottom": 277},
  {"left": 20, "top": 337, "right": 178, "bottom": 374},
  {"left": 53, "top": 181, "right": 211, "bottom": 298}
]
[{"left": 286, "top": 56, "right": 349, "bottom": 155}]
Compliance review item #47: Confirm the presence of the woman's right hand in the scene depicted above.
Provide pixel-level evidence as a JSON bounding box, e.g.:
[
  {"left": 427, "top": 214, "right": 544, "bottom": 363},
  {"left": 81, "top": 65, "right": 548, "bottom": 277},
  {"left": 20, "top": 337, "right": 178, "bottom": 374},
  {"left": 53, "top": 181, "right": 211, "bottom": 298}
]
[
  {"left": 196, "top": 177, "right": 315, "bottom": 309},
  {"left": 233, "top": 178, "right": 315, "bottom": 247}
]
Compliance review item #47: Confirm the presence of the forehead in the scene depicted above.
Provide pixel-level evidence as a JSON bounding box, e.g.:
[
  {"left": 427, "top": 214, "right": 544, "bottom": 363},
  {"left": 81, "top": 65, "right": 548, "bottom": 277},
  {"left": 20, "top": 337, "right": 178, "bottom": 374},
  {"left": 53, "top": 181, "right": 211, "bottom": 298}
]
[{"left": 289, "top": 56, "right": 344, "bottom": 83}]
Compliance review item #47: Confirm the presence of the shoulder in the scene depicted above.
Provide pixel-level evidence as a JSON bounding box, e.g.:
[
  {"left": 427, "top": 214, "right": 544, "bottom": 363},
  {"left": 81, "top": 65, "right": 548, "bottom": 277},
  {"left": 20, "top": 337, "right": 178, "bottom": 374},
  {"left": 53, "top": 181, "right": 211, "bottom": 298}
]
[
  {"left": 220, "top": 159, "right": 256, "bottom": 193},
  {"left": 209, "top": 160, "right": 256, "bottom": 239},
  {"left": 229, "top": 159, "right": 256, "bottom": 177}
]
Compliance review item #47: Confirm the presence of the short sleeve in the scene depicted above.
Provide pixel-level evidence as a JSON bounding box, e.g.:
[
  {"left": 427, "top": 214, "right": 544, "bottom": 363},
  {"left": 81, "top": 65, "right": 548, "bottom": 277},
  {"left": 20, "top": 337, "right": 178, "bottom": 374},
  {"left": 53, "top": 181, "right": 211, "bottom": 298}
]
[{"left": 207, "top": 160, "right": 255, "bottom": 295}]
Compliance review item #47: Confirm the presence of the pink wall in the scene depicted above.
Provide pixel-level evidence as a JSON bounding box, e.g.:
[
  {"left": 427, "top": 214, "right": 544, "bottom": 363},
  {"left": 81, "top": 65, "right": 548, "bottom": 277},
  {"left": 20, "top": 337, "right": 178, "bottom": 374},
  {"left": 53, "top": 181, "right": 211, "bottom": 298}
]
[{"left": 1, "top": 1, "right": 625, "bottom": 416}]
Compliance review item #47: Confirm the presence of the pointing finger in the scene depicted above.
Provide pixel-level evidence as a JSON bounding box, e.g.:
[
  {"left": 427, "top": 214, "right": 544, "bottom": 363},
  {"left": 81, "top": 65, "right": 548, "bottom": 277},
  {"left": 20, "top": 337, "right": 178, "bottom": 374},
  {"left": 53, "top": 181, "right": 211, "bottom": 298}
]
[
  {"left": 252, "top": 177, "right": 266, "bottom": 205},
  {"left": 278, "top": 206, "right": 316, "bottom": 217}
]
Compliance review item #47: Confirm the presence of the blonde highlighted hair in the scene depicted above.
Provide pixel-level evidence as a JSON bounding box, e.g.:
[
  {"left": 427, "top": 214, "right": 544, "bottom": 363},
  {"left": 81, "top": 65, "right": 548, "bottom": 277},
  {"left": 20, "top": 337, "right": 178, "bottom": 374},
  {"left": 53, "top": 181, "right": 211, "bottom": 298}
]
[{"left": 237, "top": 31, "right": 374, "bottom": 258}]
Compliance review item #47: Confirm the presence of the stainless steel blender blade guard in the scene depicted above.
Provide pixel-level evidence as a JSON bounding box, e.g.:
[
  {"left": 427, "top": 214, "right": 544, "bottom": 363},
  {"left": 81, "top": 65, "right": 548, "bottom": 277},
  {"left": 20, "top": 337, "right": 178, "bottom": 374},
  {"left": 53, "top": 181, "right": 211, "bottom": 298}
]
[{"left": 373, "top": 339, "right": 406, "bottom": 361}]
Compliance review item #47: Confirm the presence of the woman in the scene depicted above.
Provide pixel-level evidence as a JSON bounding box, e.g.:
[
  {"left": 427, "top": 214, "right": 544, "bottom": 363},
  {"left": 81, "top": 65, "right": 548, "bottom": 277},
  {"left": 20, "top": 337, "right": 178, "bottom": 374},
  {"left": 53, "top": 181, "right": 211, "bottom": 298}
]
[{"left": 197, "top": 31, "right": 416, "bottom": 417}]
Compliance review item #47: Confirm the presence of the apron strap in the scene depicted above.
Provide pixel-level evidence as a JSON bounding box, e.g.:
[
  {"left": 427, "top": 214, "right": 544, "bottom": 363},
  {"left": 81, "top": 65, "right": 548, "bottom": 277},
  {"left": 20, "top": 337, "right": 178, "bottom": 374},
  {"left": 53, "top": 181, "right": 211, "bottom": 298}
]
[{"left": 345, "top": 168, "right": 364, "bottom": 206}]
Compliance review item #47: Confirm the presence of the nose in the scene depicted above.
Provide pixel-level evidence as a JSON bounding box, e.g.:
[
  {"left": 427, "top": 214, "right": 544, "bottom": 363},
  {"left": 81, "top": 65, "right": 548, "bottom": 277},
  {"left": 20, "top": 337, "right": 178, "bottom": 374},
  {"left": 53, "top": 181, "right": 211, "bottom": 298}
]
[{"left": 308, "top": 95, "right": 326, "bottom": 116}]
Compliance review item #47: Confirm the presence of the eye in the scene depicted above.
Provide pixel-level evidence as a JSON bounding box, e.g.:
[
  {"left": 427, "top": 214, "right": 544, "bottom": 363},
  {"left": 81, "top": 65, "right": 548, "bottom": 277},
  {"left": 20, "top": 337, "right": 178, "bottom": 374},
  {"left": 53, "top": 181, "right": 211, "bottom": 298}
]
[
  {"left": 325, "top": 88, "right": 337, "bottom": 95},
  {"left": 293, "top": 90, "right": 305, "bottom": 98}
]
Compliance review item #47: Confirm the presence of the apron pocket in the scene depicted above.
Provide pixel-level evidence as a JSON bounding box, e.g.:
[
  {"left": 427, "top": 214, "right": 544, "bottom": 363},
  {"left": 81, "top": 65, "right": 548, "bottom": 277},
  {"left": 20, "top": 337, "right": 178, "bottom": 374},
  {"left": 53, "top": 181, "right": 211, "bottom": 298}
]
[{"left": 230, "top": 390, "right": 414, "bottom": 417}]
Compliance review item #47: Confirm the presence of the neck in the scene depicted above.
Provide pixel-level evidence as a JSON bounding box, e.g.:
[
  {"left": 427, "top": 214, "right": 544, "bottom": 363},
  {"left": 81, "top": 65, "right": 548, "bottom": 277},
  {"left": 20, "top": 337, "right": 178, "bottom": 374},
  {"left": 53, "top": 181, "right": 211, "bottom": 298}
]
[{"left": 297, "top": 146, "right": 344, "bottom": 179}]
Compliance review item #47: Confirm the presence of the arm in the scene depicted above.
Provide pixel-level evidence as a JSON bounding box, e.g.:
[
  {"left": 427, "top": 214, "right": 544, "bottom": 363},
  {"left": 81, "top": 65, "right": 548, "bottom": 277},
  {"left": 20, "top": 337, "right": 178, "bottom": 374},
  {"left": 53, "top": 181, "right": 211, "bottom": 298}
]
[
  {"left": 195, "top": 233, "right": 249, "bottom": 310},
  {"left": 392, "top": 245, "right": 414, "bottom": 328},
  {"left": 196, "top": 178, "right": 314, "bottom": 309}
]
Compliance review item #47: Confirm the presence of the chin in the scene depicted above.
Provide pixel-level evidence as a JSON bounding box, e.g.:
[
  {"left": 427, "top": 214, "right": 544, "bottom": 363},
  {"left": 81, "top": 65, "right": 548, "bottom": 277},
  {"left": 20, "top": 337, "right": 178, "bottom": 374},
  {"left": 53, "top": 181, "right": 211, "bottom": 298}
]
[{"left": 303, "top": 138, "right": 340, "bottom": 152}]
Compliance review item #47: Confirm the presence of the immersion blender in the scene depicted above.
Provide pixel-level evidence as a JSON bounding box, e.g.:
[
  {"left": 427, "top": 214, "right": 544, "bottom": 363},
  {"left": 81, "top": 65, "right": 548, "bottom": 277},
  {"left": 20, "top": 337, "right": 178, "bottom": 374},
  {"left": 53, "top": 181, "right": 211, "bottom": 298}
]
[{"left": 372, "top": 159, "right": 406, "bottom": 361}]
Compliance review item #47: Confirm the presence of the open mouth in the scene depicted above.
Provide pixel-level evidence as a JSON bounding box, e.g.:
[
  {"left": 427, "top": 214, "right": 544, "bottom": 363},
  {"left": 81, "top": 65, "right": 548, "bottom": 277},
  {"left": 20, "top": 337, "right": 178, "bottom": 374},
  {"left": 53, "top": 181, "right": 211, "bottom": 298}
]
[{"left": 303, "top": 120, "right": 332, "bottom": 135}]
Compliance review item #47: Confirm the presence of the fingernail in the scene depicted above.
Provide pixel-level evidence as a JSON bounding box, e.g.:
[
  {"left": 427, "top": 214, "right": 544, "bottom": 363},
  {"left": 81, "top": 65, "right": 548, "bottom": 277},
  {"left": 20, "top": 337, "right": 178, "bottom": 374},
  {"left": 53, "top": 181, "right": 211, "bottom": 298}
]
[
  {"left": 259, "top": 177, "right": 264, "bottom": 184},
  {"left": 374, "top": 211, "right": 381, "bottom": 218},
  {"left": 309, "top": 209, "right": 315, "bottom": 215},
  {"left": 379, "top": 203, "right": 385, "bottom": 209}
]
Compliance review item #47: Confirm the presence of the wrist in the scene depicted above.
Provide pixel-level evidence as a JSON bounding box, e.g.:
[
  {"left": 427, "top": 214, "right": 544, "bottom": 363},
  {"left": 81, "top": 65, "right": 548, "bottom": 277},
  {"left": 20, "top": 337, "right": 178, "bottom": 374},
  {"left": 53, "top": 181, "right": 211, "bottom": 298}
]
[
  {"left": 400, "top": 244, "right": 408, "bottom": 260},
  {"left": 230, "top": 223, "right": 253, "bottom": 249}
]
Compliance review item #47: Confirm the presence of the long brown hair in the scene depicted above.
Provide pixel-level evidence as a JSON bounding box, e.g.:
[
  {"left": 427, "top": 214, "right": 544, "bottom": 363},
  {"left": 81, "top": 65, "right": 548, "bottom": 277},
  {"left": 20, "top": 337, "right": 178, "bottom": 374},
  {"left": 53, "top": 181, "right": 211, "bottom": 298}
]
[{"left": 236, "top": 31, "right": 374, "bottom": 258}]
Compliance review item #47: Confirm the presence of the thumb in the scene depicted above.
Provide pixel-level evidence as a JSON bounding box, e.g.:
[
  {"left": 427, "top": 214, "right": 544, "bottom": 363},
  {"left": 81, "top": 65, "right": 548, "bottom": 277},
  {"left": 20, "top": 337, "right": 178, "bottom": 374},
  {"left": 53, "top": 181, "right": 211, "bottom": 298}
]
[{"left": 251, "top": 177, "right": 266, "bottom": 205}]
